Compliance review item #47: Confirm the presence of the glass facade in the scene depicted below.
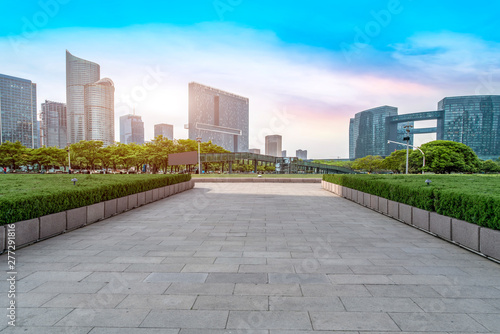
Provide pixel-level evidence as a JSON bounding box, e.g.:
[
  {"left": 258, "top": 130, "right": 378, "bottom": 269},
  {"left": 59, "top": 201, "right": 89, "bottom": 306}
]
[
  {"left": 120, "top": 114, "right": 145, "bottom": 145},
  {"left": 438, "top": 95, "right": 500, "bottom": 160},
  {"left": 66, "top": 50, "right": 100, "bottom": 144},
  {"left": 296, "top": 149, "right": 308, "bottom": 160},
  {"left": 265, "top": 135, "right": 282, "bottom": 157},
  {"left": 84, "top": 78, "right": 115, "bottom": 147},
  {"left": 188, "top": 82, "right": 249, "bottom": 152},
  {"left": 40, "top": 100, "right": 67, "bottom": 148},
  {"left": 154, "top": 123, "right": 173, "bottom": 140},
  {"left": 0, "top": 74, "right": 38, "bottom": 148},
  {"left": 349, "top": 106, "right": 398, "bottom": 159}
]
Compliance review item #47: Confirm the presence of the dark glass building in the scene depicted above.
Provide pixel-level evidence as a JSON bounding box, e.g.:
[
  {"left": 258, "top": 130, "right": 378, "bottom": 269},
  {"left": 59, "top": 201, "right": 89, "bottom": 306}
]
[
  {"left": 438, "top": 95, "right": 500, "bottom": 160},
  {"left": 0, "top": 73, "right": 38, "bottom": 148},
  {"left": 120, "top": 114, "right": 144, "bottom": 145},
  {"left": 154, "top": 123, "right": 173, "bottom": 140},
  {"left": 188, "top": 82, "right": 249, "bottom": 152},
  {"left": 40, "top": 100, "right": 67, "bottom": 148}
]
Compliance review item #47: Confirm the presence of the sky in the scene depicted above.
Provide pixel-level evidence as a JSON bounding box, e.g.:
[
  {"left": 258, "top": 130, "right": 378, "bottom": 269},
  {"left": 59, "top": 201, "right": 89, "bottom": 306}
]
[{"left": 1, "top": 0, "right": 500, "bottom": 158}]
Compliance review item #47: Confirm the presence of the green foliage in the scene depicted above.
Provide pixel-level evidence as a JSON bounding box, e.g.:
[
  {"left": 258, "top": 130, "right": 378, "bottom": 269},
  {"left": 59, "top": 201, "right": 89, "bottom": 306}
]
[
  {"left": 351, "top": 155, "right": 383, "bottom": 173},
  {"left": 312, "top": 160, "right": 354, "bottom": 169},
  {"left": 413, "top": 140, "right": 481, "bottom": 174},
  {"left": 382, "top": 149, "right": 408, "bottom": 173},
  {"left": 480, "top": 160, "right": 500, "bottom": 174},
  {"left": 0, "top": 174, "right": 191, "bottom": 225},
  {"left": 323, "top": 174, "right": 500, "bottom": 230}
]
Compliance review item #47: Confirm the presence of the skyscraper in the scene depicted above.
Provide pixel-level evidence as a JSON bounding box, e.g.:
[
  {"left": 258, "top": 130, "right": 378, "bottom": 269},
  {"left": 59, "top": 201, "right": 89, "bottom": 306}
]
[
  {"left": 265, "top": 135, "right": 282, "bottom": 157},
  {"left": 40, "top": 100, "right": 67, "bottom": 148},
  {"left": 249, "top": 148, "right": 260, "bottom": 154},
  {"left": 0, "top": 74, "right": 38, "bottom": 148},
  {"left": 85, "top": 78, "right": 115, "bottom": 146},
  {"left": 188, "top": 82, "right": 249, "bottom": 152},
  {"left": 66, "top": 50, "right": 100, "bottom": 144},
  {"left": 154, "top": 123, "right": 173, "bottom": 140},
  {"left": 121, "top": 114, "right": 145, "bottom": 145},
  {"left": 438, "top": 95, "right": 500, "bottom": 160},
  {"left": 296, "top": 149, "right": 308, "bottom": 160}
]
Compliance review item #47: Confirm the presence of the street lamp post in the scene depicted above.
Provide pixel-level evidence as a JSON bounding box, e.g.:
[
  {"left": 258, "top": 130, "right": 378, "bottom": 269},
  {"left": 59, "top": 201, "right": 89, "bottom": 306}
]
[
  {"left": 67, "top": 143, "right": 71, "bottom": 174},
  {"left": 196, "top": 137, "right": 202, "bottom": 174},
  {"left": 402, "top": 124, "right": 413, "bottom": 175},
  {"left": 387, "top": 140, "right": 425, "bottom": 174}
]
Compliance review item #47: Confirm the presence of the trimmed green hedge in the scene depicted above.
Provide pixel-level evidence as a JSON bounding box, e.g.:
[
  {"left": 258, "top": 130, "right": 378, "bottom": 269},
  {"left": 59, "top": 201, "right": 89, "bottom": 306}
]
[
  {"left": 0, "top": 174, "right": 191, "bottom": 225},
  {"left": 323, "top": 174, "right": 500, "bottom": 230}
]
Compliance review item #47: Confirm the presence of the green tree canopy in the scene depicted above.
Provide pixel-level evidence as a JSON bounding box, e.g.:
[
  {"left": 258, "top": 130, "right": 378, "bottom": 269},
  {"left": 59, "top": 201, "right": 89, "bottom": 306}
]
[
  {"left": 352, "top": 155, "right": 384, "bottom": 173},
  {"left": 382, "top": 149, "right": 409, "bottom": 174}
]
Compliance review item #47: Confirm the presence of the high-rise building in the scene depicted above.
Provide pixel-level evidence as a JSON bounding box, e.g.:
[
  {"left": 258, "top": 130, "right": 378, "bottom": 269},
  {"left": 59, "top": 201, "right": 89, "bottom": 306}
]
[
  {"left": 188, "top": 82, "right": 249, "bottom": 152},
  {"left": 349, "top": 95, "right": 500, "bottom": 160},
  {"left": 282, "top": 150, "right": 287, "bottom": 157},
  {"left": 249, "top": 148, "right": 260, "bottom": 154},
  {"left": 40, "top": 100, "right": 67, "bottom": 148},
  {"left": 84, "top": 78, "right": 115, "bottom": 146},
  {"left": 438, "top": 95, "right": 500, "bottom": 160},
  {"left": 120, "top": 114, "right": 145, "bottom": 145},
  {"left": 265, "top": 135, "right": 282, "bottom": 157},
  {"left": 0, "top": 74, "right": 38, "bottom": 148},
  {"left": 296, "top": 149, "right": 308, "bottom": 160},
  {"left": 154, "top": 123, "right": 173, "bottom": 140},
  {"left": 66, "top": 50, "right": 100, "bottom": 144}
]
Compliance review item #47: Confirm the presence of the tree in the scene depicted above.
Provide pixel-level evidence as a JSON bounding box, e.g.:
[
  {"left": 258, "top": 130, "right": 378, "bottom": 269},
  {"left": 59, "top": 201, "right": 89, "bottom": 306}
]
[
  {"left": 70, "top": 140, "right": 103, "bottom": 171},
  {"left": 413, "top": 140, "right": 481, "bottom": 174},
  {"left": 351, "top": 155, "right": 384, "bottom": 173},
  {"left": 382, "top": 149, "right": 408, "bottom": 173},
  {"left": 480, "top": 160, "right": 500, "bottom": 174},
  {"left": 0, "top": 141, "right": 27, "bottom": 171}
]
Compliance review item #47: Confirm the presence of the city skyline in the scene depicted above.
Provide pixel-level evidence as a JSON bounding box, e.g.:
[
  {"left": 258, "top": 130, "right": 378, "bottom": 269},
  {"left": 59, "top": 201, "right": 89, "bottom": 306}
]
[{"left": 1, "top": 1, "right": 499, "bottom": 157}]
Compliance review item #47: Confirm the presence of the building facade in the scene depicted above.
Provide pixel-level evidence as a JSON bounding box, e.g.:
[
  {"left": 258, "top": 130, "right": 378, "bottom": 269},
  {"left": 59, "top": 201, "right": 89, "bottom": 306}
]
[
  {"left": 0, "top": 74, "right": 38, "bottom": 148},
  {"left": 40, "top": 100, "right": 67, "bottom": 148},
  {"left": 265, "top": 135, "right": 282, "bottom": 157},
  {"left": 188, "top": 82, "right": 249, "bottom": 152},
  {"left": 84, "top": 78, "right": 115, "bottom": 146},
  {"left": 154, "top": 123, "right": 173, "bottom": 140},
  {"left": 349, "top": 95, "right": 500, "bottom": 160},
  {"left": 296, "top": 149, "right": 308, "bottom": 160},
  {"left": 121, "top": 114, "right": 145, "bottom": 145},
  {"left": 248, "top": 148, "right": 260, "bottom": 154},
  {"left": 438, "top": 95, "right": 500, "bottom": 160},
  {"left": 66, "top": 50, "right": 100, "bottom": 144}
]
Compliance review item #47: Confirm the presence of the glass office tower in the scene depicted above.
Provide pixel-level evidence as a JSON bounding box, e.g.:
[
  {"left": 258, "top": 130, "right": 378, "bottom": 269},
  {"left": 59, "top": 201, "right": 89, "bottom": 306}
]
[
  {"left": 154, "top": 123, "right": 173, "bottom": 140},
  {"left": 84, "top": 78, "right": 115, "bottom": 147},
  {"left": 0, "top": 74, "right": 38, "bottom": 148},
  {"left": 66, "top": 50, "right": 100, "bottom": 144},
  {"left": 188, "top": 82, "right": 249, "bottom": 152},
  {"left": 438, "top": 95, "right": 500, "bottom": 160},
  {"left": 265, "top": 135, "right": 282, "bottom": 157},
  {"left": 40, "top": 100, "right": 67, "bottom": 148},
  {"left": 120, "top": 114, "right": 145, "bottom": 144}
]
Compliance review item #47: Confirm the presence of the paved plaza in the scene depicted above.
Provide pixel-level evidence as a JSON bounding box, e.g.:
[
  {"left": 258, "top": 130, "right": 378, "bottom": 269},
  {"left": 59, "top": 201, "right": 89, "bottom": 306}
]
[{"left": 1, "top": 182, "right": 500, "bottom": 333}]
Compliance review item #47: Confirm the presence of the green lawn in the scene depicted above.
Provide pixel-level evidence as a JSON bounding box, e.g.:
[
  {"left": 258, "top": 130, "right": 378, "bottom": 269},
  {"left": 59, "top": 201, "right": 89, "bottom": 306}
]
[{"left": 192, "top": 173, "right": 322, "bottom": 178}]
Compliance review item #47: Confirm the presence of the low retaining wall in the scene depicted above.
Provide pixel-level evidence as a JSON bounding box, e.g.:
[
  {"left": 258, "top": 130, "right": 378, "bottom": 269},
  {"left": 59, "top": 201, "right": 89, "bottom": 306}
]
[
  {"left": 1, "top": 179, "right": 195, "bottom": 252},
  {"left": 322, "top": 180, "right": 500, "bottom": 262},
  {"left": 194, "top": 177, "right": 321, "bottom": 183}
]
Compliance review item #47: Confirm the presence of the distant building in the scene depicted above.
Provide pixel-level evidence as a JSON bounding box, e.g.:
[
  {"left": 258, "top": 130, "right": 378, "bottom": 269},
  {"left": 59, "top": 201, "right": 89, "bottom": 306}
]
[
  {"left": 154, "top": 123, "right": 173, "bottom": 140},
  {"left": 265, "top": 135, "right": 282, "bottom": 157},
  {"left": 296, "top": 149, "right": 307, "bottom": 160},
  {"left": 41, "top": 100, "right": 67, "bottom": 148},
  {"left": 349, "top": 95, "right": 500, "bottom": 160},
  {"left": 66, "top": 50, "right": 115, "bottom": 146},
  {"left": 0, "top": 74, "right": 38, "bottom": 148},
  {"left": 85, "top": 78, "right": 115, "bottom": 146},
  {"left": 188, "top": 82, "right": 249, "bottom": 152},
  {"left": 282, "top": 150, "right": 287, "bottom": 157},
  {"left": 120, "top": 114, "right": 144, "bottom": 145},
  {"left": 248, "top": 148, "right": 260, "bottom": 154}
]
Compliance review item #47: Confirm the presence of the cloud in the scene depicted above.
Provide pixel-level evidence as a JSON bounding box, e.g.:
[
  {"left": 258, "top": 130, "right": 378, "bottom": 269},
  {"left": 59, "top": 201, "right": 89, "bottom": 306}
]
[{"left": 1, "top": 25, "right": 498, "bottom": 157}]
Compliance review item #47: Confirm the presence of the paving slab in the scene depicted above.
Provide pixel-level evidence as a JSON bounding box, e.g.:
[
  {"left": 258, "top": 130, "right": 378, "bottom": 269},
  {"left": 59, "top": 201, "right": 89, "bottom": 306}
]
[{"left": 1, "top": 182, "right": 500, "bottom": 332}]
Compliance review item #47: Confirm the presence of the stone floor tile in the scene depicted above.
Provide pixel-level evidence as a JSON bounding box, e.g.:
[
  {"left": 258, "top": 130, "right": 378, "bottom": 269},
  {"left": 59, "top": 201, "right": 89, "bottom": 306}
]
[
  {"left": 116, "top": 294, "right": 196, "bottom": 309},
  {"left": 340, "top": 296, "right": 423, "bottom": 312},
  {"left": 310, "top": 311, "right": 400, "bottom": 331},
  {"left": 193, "top": 295, "right": 268, "bottom": 310},
  {"left": 56, "top": 308, "right": 150, "bottom": 327},
  {"left": 226, "top": 311, "right": 312, "bottom": 330},
  {"left": 269, "top": 296, "right": 344, "bottom": 311},
  {"left": 389, "top": 312, "right": 489, "bottom": 332},
  {"left": 140, "top": 310, "right": 228, "bottom": 329}
]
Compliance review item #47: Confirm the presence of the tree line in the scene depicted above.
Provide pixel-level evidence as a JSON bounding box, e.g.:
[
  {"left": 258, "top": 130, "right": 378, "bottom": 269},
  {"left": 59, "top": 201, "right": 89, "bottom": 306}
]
[
  {"left": 315, "top": 140, "right": 500, "bottom": 174},
  {"left": 0, "top": 137, "right": 230, "bottom": 174}
]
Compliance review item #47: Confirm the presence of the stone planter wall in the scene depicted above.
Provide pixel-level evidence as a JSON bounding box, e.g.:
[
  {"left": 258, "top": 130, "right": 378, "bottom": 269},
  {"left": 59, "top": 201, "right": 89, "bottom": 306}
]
[
  {"left": 322, "top": 180, "right": 500, "bottom": 262},
  {"left": 1, "top": 179, "right": 195, "bottom": 251}
]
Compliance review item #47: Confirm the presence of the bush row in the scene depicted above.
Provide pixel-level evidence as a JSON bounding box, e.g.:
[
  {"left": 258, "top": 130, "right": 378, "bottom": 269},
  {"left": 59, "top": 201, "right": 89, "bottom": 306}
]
[
  {"left": 323, "top": 174, "right": 500, "bottom": 230},
  {"left": 0, "top": 174, "right": 191, "bottom": 225}
]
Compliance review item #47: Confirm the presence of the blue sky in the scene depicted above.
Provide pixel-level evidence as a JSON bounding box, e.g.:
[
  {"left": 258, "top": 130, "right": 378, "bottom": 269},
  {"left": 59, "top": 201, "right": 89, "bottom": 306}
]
[{"left": 1, "top": 1, "right": 500, "bottom": 157}]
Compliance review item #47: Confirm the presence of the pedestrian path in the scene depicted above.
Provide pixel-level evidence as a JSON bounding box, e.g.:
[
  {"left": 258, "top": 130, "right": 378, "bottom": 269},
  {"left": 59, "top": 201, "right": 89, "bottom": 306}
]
[{"left": 1, "top": 182, "right": 499, "bottom": 333}]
